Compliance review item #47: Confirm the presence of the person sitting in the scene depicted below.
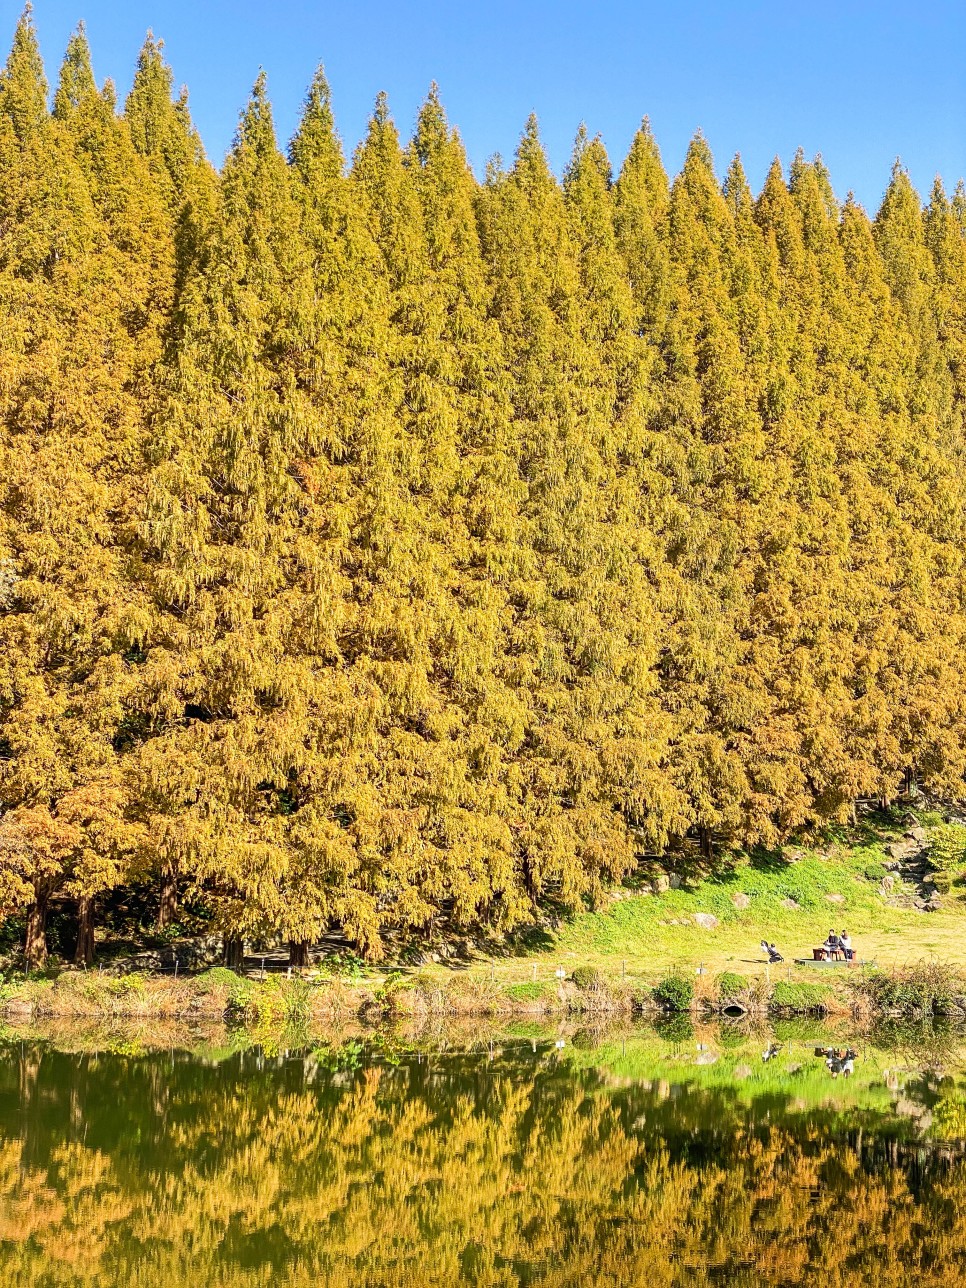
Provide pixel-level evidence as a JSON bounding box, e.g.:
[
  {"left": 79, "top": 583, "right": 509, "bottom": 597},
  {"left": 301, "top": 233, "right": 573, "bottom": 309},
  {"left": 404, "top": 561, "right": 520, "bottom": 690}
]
[
  {"left": 822, "top": 930, "right": 842, "bottom": 961},
  {"left": 839, "top": 930, "right": 854, "bottom": 961}
]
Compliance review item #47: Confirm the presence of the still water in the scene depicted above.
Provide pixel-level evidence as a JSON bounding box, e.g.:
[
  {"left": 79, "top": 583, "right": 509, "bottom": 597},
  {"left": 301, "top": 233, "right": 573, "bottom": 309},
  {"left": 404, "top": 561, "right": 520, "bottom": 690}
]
[{"left": 1, "top": 1020, "right": 965, "bottom": 1286}]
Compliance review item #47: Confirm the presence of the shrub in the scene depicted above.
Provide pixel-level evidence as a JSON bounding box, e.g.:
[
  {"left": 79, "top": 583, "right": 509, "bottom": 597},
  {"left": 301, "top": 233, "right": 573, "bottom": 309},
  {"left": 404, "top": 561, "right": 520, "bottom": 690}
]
[
  {"left": 769, "top": 981, "right": 829, "bottom": 1013},
  {"left": 571, "top": 966, "right": 605, "bottom": 991},
  {"left": 931, "top": 872, "right": 953, "bottom": 895},
  {"left": 506, "top": 982, "right": 545, "bottom": 1002},
  {"left": 194, "top": 966, "right": 243, "bottom": 993},
  {"left": 716, "top": 971, "right": 746, "bottom": 1001},
  {"left": 854, "top": 962, "right": 963, "bottom": 1014},
  {"left": 929, "top": 824, "right": 966, "bottom": 872},
  {"left": 107, "top": 972, "right": 148, "bottom": 999},
  {"left": 862, "top": 861, "right": 885, "bottom": 881},
  {"left": 655, "top": 973, "right": 694, "bottom": 1011}
]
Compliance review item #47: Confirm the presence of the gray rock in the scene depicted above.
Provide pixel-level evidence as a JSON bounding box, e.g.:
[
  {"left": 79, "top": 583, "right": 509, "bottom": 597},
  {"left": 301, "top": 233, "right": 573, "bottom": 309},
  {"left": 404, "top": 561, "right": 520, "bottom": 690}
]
[
  {"left": 653, "top": 875, "right": 670, "bottom": 893},
  {"left": 669, "top": 874, "right": 682, "bottom": 889},
  {"left": 825, "top": 893, "right": 845, "bottom": 904},
  {"left": 734, "top": 1064, "right": 753, "bottom": 1079},
  {"left": 781, "top": 897, "right": 799, "bottom": 910},
  {"left": 732, "top": 892, "right": 751, "bottom": 909},
  {"left": 693, "top": 912, "right": 718, "bottom": 929}
]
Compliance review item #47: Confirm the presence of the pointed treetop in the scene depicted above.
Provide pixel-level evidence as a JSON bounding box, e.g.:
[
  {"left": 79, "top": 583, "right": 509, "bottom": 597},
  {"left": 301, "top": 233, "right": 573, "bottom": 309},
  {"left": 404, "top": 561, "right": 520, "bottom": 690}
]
[
  {"left": 290, "top": 63, "right": 343, "bottom": 183},
  {"left": 231, "top": 70, "right": 279, "bottom": 162},
  {"left": 514, "top": 112, "right": 552, "bottom": 190},
  {"left": 373, "top": 89, "right": 391, "bottom": 127},
  {"left": 615, "top": 116, "right": 669, "bottom": 216},
  {"left": 413, "top": 81, "right": 447, "bottom": 166},
  {"left": 565, "top": 124, "right": 611, "bottom": 190},
  {"left": 52, "top": 22, "right": 96, "bottom": 120},
  {"left": 722, "top": 153, "right": 752, "bottom": 217},
  {"left": 682, "top": 130, "right": 715, "bottom": 177},
  {"left": 928, "top": 174, "right": 949, "bottom": 213},
  {"left": 1, "top": 4, "right": 48, "bottom": 137}
]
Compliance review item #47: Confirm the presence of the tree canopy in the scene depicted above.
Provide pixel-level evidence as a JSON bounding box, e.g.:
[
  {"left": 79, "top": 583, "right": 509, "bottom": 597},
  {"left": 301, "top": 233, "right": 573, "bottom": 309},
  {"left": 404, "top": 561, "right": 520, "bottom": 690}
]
[{"left": 0, "top": 11, "right": 964, "bottom": 965}]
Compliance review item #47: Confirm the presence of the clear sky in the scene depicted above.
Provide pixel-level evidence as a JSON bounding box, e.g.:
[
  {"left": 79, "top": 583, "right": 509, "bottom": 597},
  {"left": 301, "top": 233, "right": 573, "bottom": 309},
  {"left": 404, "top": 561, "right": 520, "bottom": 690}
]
[{"left": 7, "top": 1, "right": 966, "bottom": 212}]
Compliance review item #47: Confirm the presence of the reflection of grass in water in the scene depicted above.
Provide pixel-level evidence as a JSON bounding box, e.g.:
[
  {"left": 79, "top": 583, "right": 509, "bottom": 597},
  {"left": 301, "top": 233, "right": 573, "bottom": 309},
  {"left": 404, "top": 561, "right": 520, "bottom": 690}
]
[{"left": 560, "top": 1021, "right": 962, "bottom": 1127}]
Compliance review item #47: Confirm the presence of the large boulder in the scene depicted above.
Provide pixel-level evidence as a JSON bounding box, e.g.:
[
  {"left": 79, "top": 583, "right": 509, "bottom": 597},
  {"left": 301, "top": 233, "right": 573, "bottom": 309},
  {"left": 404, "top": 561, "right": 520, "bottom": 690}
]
[
  {"left": 732, "top": 893, "right": 751, "bottom": 909},
  {"left": 693, "top": 912, "right": 719, "bottom": 929}
]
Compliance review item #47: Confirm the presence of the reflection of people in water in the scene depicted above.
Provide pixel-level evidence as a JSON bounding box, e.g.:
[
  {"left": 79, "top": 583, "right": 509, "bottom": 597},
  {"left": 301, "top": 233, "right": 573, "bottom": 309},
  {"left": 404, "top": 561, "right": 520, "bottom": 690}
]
[{"left": 818, "top": 1046, "right": 857, "bottom": 1078}]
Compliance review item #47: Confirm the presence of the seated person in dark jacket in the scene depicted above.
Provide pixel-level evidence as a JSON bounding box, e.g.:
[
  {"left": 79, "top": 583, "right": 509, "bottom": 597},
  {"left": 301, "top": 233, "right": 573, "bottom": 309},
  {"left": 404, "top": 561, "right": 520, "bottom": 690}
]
[{"left": 822, "top": 930, "right": 842, "bottom": 960}]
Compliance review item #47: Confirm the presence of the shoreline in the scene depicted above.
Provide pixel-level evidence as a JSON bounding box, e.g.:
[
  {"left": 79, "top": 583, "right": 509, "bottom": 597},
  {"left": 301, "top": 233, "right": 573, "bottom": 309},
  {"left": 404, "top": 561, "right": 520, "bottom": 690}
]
[{"left": 1, "top": 959, "right": 961, "bottom": 1026}]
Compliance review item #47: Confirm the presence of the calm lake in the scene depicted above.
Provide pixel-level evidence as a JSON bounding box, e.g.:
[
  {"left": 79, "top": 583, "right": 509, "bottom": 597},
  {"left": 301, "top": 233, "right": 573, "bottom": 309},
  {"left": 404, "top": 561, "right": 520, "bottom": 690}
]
[{"left": 1, "top": 1019, "right": 965, "bottom": 1285}]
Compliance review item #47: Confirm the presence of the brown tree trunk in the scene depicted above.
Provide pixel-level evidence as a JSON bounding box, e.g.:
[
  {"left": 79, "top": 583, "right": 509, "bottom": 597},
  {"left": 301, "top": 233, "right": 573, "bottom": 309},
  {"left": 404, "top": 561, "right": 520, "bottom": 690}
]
[
  {"left": 157, "top": 869, "right": 178, "bottom": 930},
  {"left": 223, "top": 936, "right": 244, "bottom": 970},
  {"left": 74, "top": 896, "right": 95, "bottom": 967},
  {"left": 698, "top": 827, "right": 713, "bottom": 861},
  {"left": 289, "top": 940, "right": 310, "bottom": 971},
  {"left": 24, "top": 891, "right": 49, "bottom": 971}
]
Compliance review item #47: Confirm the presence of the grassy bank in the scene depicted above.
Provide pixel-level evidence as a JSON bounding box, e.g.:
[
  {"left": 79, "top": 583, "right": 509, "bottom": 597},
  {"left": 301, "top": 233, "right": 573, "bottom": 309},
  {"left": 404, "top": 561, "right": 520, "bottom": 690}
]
[{"left": 4, "top": 807, "right": 966, "bottom": 1024}]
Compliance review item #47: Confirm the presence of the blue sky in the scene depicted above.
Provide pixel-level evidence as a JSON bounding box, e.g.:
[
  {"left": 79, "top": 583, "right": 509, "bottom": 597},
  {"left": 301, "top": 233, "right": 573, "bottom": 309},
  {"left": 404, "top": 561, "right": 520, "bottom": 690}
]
[{"left": 7, "top": 1, "right": 965, "bottom": 211}]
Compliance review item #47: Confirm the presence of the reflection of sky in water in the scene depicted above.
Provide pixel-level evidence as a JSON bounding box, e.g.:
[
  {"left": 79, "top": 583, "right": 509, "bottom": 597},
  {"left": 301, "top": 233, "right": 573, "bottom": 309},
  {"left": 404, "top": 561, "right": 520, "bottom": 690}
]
[{"left": 0, "top": 1023, "right": 965, "bottom": 1285}]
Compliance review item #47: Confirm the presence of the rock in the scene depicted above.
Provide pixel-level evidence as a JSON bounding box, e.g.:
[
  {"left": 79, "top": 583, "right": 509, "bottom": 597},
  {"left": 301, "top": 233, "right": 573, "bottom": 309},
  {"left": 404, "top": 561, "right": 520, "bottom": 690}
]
[
  {"left": 669, "top": 874, "right": 682, "bottom": 889},
  {"left": 732, "top": 893, "right": 751, "bottom": 909},
  {"left": 883, "top": 860, "right": 901, "bottom": 872},
  {"left": 825, "top": 893, "right": 845, "bottom": 904},
  {"left": 925, "top": 897, "right": 942, "bottom": 913},
  {"left": 693, "top": 913, "right": 718, "bottom": 929},
  {"left": 880, "top": 875, "right": 897, "bottom": 893},
  {"left": 695, "top": 1052, "right": 718, "bottom": 1065},
  {"left": 781, "top": 897, "right": 799, "bottom": 910},
  {"left": 887, "top": 840, "right": 916, "bottom": 860},
  {"left": 907, "top": 826, "right": 928, "bottom": 842},
  {"left": 653, "top": 875, "right": 670, "bottom": 893},
  {"left": 734, "top": 1064, "right": 753, "bottom": 1080}
]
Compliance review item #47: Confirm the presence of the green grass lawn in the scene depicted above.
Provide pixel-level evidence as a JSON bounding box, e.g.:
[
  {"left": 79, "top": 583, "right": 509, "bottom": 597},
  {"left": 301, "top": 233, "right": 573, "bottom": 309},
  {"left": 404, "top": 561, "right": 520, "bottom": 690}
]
[{"left": 442, "top": 818, "right": 966, "bottom": 994}]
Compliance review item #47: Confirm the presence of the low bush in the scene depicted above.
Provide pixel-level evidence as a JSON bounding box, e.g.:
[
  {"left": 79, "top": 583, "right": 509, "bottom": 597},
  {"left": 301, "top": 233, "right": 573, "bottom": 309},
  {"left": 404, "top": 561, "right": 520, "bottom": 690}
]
[
  {"left": 571, "top": 966, "right": 605, "bottom": 991},
  {"left": 929, "top": 824, "right": 966, "bottom": 872},
  {"left": 862, "top": 861, "right": 885, "bottom": 881},
  {"left": 854, "top": 961, "right": 965, "bottom": 1014},
  {"left": 194, "top": 966, "right": 243, "bottom": 993},
  {"left": 769, "top": 981, "right": 830, "bottom": 1013},
  {"left": 716, "top": 971, "right": 746, "bottom": 1001},
  {"left": 506, "top": 982, "right": 546, "bottom": 1002},
  {"left": 655, "top": 973, "right": 694, "bottom": 1011}
]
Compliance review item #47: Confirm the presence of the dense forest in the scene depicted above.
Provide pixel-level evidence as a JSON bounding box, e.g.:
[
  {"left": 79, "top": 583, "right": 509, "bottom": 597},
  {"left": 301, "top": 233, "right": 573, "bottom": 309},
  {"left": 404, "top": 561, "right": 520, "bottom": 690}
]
[{"left": 0, "top": 9, "right": 965, "bottom": 968}]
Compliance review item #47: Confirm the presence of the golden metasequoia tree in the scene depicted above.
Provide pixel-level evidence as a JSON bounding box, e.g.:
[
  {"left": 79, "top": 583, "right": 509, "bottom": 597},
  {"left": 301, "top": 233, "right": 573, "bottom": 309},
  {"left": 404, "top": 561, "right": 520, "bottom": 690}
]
[{"left": 0, "top": 14, "right": 965, "bottom": 960}]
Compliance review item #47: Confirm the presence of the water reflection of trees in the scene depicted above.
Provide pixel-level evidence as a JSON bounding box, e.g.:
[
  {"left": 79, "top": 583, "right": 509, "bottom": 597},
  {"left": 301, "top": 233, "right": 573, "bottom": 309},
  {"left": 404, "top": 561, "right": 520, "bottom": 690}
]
[{"left": 1, "top": 1043, "right": 966, "bottom": 1285}]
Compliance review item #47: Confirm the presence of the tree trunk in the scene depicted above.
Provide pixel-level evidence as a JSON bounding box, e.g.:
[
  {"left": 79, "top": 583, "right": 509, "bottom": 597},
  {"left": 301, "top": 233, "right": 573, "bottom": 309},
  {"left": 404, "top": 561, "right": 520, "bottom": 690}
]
[
  {"left": 289, "top": 940, "right": 310, "bottom": 971},
  {"left": 74, "top": 896, "right": 95, "bottom": 967},
  {"left": 223, "top": 936, "right": 244, "bottom": 970},
  {"left": 698, "top": 827, "right": 713, "bottom": 861},
  {"left": 157, "top": 869, "right": 178, "bottom": 930},
  {"left": 24, "top": 892, "right": 49, "bottom": 971}
]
